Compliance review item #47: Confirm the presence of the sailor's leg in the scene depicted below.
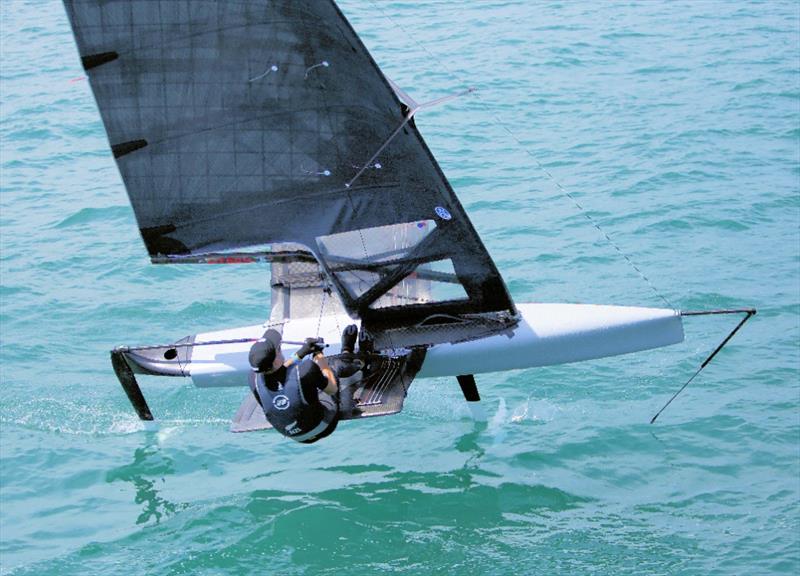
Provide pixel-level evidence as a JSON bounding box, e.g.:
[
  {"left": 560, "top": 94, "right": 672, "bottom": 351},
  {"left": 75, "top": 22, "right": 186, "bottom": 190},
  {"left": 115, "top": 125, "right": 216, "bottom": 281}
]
[
  {"left": 329, "top": 353, "right": 362, "bottom": 417},
  {"left": 337, "top": 370, "right": 363, "bottom": 418},
  {"left": 336, "top": 324, "right": 371, "bottom": 416},
  {"left": 299, "top": 394, "right": 339, "bottom": 443}
]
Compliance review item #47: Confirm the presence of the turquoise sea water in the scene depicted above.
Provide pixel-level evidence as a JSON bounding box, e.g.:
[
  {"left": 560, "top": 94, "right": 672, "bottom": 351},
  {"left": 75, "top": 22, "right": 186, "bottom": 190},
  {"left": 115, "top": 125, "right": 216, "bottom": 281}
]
[{"left": 1, "top": 1, "right": 798, "bottom": 574}]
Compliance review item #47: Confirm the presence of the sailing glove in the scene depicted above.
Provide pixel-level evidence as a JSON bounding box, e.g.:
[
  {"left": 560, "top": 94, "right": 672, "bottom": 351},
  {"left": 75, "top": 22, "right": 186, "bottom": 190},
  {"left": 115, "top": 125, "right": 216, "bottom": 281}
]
[{"left": 296, "top": 337, "right": 324, "bottom": 359}]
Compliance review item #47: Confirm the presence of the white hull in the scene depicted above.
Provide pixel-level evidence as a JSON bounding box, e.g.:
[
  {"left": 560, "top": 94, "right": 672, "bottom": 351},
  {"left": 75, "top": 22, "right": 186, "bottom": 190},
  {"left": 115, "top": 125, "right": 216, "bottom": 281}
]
[{"left": 186, "top": 303, "right": 684, "bottom": 388}]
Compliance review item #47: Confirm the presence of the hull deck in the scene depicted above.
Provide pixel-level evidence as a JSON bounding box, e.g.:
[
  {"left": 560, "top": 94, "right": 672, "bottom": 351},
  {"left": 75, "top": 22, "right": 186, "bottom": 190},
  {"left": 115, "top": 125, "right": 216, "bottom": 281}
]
[{"left": 121, "top": 303, "right": 684, "bottom": 388}]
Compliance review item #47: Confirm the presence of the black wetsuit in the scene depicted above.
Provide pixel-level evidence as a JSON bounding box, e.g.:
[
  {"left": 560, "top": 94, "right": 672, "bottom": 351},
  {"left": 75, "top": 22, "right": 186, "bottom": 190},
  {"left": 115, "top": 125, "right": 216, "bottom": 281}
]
[{"left": 251, "top": 358, "right": 338, "bottom": 443}]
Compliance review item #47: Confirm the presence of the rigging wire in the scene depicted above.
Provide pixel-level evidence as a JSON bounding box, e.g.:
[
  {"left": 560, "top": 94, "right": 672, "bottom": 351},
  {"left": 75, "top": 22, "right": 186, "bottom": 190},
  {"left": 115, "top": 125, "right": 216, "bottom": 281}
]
[
  {"left": 365, "top": 0, "right": 674, "bottom": 310},
  {"left": 316, "top": 284, "right": 328, "bottom": 338},
  {"left": 650, "top": 309, "right": 756, "bottom": 423}
]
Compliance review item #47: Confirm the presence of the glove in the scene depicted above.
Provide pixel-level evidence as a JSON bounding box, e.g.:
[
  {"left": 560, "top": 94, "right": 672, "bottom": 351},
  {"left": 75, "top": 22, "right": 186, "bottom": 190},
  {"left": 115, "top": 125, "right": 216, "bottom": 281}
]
[{"left": 296, "top": 337, "right": 324, "bottom": 359}]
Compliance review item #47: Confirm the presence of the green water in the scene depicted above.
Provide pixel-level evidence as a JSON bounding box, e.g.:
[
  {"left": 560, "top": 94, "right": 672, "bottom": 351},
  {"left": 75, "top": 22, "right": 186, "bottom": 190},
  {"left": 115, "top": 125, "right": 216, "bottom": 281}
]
[{"left": 1, "top": 1, "right": 798, "bottom": 574}]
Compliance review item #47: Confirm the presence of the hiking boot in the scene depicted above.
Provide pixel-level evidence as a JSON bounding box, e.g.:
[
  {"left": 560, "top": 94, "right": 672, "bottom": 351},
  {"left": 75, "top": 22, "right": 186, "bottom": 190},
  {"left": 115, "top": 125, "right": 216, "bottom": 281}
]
[
  {"left": 358, "top": 328, "right": 375, "bottom": 355},
  {"left": 341, "top": 324, "right": 358, "bottom": 354}
]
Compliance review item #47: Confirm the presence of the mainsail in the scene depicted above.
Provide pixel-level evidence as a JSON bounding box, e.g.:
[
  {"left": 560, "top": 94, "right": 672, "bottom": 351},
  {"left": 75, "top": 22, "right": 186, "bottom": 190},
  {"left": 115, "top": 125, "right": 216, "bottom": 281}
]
[{"left": 64, "top": 0, "right": 516, "bottom": 340}]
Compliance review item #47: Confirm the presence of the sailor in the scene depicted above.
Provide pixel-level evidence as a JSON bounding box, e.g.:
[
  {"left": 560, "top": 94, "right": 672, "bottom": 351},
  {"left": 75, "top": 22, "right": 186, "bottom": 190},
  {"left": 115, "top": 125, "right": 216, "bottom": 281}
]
[{"left": 248, "top": 325, "right": 360, "bottom": 444}]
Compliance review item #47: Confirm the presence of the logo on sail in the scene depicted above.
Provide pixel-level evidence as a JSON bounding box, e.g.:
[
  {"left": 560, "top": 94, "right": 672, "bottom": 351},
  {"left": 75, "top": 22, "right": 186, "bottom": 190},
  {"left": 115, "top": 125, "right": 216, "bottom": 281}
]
[{"left": 435, "top": 206, "right": 452, "bottom": 220}]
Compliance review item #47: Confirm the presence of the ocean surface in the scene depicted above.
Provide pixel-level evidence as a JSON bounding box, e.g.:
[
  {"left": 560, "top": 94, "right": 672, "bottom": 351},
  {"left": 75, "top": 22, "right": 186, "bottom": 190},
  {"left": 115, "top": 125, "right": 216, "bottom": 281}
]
[{"left": 1, "top": 1, "right": 798, "bottom": 574}]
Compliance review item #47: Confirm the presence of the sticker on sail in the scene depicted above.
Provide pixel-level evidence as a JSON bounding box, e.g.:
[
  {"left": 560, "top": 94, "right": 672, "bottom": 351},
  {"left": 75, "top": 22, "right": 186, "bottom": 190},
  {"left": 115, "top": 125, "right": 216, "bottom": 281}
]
[{"left": 435, "top": 206, "right": 452, "bottom": 220}]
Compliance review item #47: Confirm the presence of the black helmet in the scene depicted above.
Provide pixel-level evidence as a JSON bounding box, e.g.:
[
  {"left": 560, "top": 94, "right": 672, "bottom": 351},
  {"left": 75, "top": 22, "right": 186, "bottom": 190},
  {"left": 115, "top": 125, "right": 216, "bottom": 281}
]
[{"left": 248, "top": 329, "right": 282, "bottom": 372}]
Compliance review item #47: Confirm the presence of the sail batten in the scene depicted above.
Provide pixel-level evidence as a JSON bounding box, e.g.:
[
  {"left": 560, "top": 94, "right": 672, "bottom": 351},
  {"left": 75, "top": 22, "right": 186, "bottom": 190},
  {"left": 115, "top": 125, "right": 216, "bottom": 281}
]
[{"left": 64, "top": 0, "right": 516, "bottom": 335}]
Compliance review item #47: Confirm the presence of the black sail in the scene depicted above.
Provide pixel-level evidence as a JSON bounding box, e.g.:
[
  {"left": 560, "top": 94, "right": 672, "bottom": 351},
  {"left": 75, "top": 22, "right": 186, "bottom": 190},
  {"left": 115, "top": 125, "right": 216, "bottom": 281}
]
[{"left": 64, "top": 0, "right": 516, "bottom": 333}]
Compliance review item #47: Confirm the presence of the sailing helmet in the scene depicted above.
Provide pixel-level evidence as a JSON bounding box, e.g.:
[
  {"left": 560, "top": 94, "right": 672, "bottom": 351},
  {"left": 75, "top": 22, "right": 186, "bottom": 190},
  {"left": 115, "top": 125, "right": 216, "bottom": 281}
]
[{"left": 248, "top": 329, "right": 282, "bottom": 372}]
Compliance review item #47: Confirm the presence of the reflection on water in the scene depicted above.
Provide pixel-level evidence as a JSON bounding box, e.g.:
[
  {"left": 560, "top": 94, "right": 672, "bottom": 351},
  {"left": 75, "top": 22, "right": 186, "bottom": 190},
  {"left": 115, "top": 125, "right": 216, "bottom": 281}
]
[
  {"left": 105, "top": 437, "right": 182, "bottom": 525},
  {"left": 236, "top": 428, "right": 589, "bottom": 574},
  {"left": 455, "top": 421, "right": 487, "bottom": 473}
]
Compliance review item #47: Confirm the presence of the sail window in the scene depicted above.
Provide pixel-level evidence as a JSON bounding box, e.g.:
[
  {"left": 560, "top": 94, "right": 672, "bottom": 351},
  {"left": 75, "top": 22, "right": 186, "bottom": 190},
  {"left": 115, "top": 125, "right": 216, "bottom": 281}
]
[
  {"left": 329, "top": 270, "right": 381, "bottom": 299},
  {"left": 369, "top": 259, "right": 467, "bottom": 309},
  {"left": 317, "top": 220, "right": 436, "bottom": 265},
  {"left": 316, "top": 220, "right": 437, "bottom": 301}
]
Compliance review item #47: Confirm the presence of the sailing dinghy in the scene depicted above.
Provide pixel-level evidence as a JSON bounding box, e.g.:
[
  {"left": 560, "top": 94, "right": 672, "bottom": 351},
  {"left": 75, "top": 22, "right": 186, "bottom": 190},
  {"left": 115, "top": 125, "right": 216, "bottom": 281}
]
[{"left": 63, "top": 0, "right": 754, "bottom": 433}]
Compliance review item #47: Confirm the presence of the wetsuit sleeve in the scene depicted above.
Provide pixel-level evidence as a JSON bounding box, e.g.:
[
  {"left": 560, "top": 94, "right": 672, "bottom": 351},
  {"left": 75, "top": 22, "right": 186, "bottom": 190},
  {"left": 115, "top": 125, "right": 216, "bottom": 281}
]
[{"left": 299, "top": 361, "right": 328, "bottom": 400}]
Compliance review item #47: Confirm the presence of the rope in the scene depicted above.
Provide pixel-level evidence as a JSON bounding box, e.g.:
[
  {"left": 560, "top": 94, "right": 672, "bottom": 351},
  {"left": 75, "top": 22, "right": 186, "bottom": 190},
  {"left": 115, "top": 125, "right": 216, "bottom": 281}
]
[
  {"left": 316, "top": 285, "right": 327, "bottom": 338},
  {"left": 366, "top": 1, "right": 675, "bottom": 310}
]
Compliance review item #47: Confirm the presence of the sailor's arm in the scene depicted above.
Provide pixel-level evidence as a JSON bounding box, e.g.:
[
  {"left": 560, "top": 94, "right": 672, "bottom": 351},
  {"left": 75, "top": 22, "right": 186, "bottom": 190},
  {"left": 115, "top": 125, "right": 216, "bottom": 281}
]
[
  {"left": 283, "top": 337, "right": 322, "bottom": 368},
  {"left": 313, "top": 353, "right": 338, "bottom": 395}
]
